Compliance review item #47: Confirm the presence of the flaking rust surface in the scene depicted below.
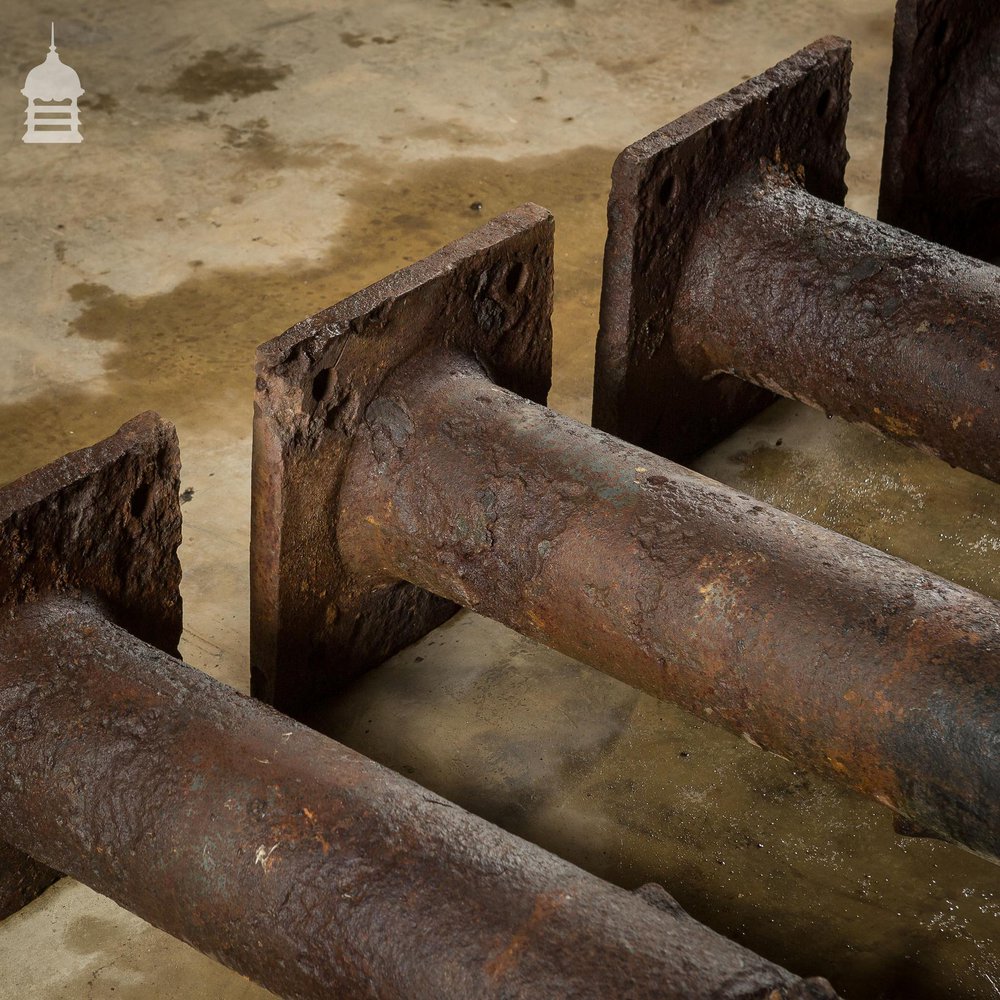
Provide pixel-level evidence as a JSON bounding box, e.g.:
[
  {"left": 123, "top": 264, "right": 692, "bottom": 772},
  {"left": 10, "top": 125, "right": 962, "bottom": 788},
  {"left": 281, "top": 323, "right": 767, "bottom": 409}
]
[
  {"left": 669, "top": 167, "right": 1000, "bottom": 483},
  {"left": 252, "top": 205, "right": 553, "bottom": 712},
  {"left": 0, "top": 413, "right": 183, "bottom": 919},
  {"left": 594, "top": 37, "right": 850, "bottom": 460}
]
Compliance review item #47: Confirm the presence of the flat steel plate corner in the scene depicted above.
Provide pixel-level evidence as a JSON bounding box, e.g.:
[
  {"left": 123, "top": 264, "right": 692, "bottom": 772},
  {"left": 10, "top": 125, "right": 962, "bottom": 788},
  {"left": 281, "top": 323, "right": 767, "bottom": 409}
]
[
  {"left": 0, "top": 410, "right": 183, "bottom": 919},
  {"left": 594, "top": 36, "right": 852, "bottom": 461},
  {"left": 0, "top": 411, "right": 183, "bottom": 654},
  {"left": 879, "top": 0, "right": 1000, "bottom": 261},
  {"left": 251, "top": 203, "right": 554, "bottom": 714}
]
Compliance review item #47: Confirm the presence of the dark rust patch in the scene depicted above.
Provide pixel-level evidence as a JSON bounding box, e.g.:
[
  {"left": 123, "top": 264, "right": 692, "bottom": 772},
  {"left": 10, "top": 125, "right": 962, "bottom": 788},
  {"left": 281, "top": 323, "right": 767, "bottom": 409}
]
[
  {"left": 670, "top": 167, "right": 1000, "bottom": 483},
  {"left": 252, "top": 204, "right": 553, "bottom": 711},
  {"left": 0, "top": 411, "right": 182, "bottom": 652},
  {"left": 879, "top": 0, "right": 1000, "bottom": 262}
]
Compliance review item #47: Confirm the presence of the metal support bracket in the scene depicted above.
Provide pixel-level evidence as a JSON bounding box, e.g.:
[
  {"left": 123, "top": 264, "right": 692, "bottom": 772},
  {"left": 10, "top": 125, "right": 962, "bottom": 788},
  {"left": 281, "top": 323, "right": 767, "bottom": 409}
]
[
  {"left": 252, "top": 204, "right": 553, "bottom": 713},
  {"left": 594, "top": 36, "right": 1000, "bottom": 483},
  {"left": 593, "top": 36, "right": 850, "bottom": 463}
]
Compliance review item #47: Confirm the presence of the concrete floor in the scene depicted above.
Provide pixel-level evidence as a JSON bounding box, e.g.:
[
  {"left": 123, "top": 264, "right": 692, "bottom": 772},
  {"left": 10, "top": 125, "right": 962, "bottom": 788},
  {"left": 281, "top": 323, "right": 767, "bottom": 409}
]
[{"left": 0, "top": 0, "right": 998, "bottom": 997}]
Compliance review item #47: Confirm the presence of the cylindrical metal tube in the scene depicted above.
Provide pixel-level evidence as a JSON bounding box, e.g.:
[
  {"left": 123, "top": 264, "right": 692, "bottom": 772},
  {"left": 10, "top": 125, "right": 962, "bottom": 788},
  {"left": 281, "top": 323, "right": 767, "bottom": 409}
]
[
  {"left": 338, "top": 351, "right": 1000, "bottom": 862},
  {"left": 670, "top": 170, "right": 1000, "bottom": 482},
  {"left": 0, "top": 595, "right": 835, "bottom": 1000}
]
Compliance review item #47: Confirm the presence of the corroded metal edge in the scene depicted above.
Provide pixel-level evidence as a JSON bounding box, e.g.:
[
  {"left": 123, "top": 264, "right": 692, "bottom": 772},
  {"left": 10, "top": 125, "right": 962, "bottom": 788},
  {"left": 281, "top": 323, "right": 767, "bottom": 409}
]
[
  {"left": 0, "top": 411, "right": 183, "bottom": 919},
  {"left": 878, "top": 0, "right": 999, "bottom": 261},
  {"left": 252, "top": 204, "right": 554, "bottom": 713},
  {"left": 593, "top": 36, "right": 851, "bottom": 461}
]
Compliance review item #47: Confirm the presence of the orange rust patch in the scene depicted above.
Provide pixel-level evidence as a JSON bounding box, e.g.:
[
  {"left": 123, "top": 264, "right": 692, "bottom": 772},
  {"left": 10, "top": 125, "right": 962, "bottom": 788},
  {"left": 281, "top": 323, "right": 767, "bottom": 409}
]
[
  {"left": 871, "top": 407, "right": 917, "bottom": 439},
  {"left": 485, "top": 893, "right": 563, "bottom": 979}
]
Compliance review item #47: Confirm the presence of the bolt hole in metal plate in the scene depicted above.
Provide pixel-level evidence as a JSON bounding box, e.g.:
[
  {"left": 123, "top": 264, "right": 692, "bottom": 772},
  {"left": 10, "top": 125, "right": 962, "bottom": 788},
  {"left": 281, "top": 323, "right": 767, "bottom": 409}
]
[
  {"left": 593, "top": 36, "right": 851, "bottom": 461},
  {"left": 0, "top": 412, "right": 182, "bottom": 917},
  {"left": 252, "top": 205, "right": 553, "bottom": 714}
]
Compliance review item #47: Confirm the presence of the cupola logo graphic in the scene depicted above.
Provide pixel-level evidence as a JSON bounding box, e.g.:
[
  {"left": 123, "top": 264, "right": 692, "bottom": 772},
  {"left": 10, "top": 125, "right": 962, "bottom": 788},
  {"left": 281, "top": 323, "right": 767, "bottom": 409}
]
[{"left": 21, "top": 24, "right": 85, "bottom": 143}]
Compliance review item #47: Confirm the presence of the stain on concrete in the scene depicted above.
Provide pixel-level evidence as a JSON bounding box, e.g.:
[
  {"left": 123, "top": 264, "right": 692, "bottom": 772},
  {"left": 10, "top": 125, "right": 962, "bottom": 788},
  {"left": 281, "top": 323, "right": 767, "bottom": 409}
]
[
  {"left": 63, "top": 915, "right": 119, "bottom": 954},
  {"left": 466, "top": 0, "right": 576, "bottom": 6},
  {"left": 78, "top": 92, "right": 119, "bottom": 114},
  {"left": 595, "top": 53, "right": 662, "bottom": 76},
  {"left": 0, "top": 145, "right": 612, "bottom": 486},
  {"left": 340, "top": 32, "right": 398, "bottom": 47},
  {"left": 410, "top": 118, "right": 499, "bottom": 147},
  {"left": 219, "top": 117, "right": 327, "bottom": 170},
  {"left": 256, "top": 12, "right": 317, "bottom": 32},
  {"left": 165, "top": 47, "right": 292, "bottom": 103}
]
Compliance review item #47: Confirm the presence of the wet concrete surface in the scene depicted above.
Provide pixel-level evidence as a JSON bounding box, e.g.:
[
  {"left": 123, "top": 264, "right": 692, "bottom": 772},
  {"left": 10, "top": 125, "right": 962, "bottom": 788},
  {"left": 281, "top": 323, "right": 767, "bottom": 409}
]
[{"left": 0, "top": 0, "right": 997, "bottom": 997}]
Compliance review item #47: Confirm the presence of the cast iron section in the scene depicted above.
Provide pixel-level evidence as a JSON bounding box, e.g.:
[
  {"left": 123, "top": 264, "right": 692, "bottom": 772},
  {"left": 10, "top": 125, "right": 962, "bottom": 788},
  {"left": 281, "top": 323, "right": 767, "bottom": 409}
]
[
  {"left": 594, "top": 37, "right": 849, "bottom": 465},
  {"left": 0, "top": 412, "right": 182, "bottom": 919},
  {"left": 880, "top": 0, "right": 1000, "bottom": 262},
  {"left": 0, "top": 420, "right": 840, "bottom": 1000},
  {"left": 595, "top": 37, "right": 1000, "bottom": 483},
  {"left": 252, "top": 203, "right": 553, "bottom": 710},
  {"left": 254, "top": 208, "right": 1000, "bottom": 864}
]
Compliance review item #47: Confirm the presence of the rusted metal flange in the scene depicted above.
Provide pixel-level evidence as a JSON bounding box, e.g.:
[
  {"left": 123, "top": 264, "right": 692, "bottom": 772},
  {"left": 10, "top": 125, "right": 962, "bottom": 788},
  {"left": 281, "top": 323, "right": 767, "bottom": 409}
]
[
  {"left": 254, "top": 211, "right": 1000, "bottom": 863},
  {"left": 880, "top": 0, "right": 1000, "bottom": 262},
  {"left": 252, "top": 204, "right": 553, "bottom": 711},
  {"left": 593, "top": 37, "right": 1000, "bottom": 483},
  {"left": 0, "top": 412, "right": 182, "bottom": 919},
  {"left": 593, "top": 37, "right": 850, "bottom": 463}
]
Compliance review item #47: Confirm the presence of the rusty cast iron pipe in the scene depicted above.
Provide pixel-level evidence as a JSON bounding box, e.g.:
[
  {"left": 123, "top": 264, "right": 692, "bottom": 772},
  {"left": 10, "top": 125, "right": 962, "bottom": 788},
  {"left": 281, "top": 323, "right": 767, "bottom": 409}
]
[
  {"left": 670, "top": 168, "right": 1000, "bottom": 480},
  {"left": 336, "top": 349, "right": 1000, "bottom": 863},
  {"left": 0, "top": 594, "right": 838, "bottom": 1000},
  {"left": 593, "top": 37, "right": 1000, "bottom": 481}
]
